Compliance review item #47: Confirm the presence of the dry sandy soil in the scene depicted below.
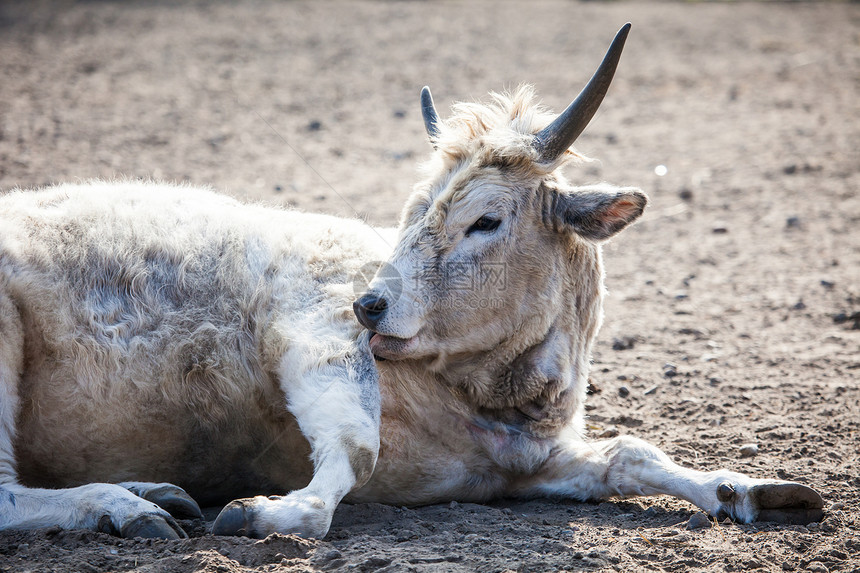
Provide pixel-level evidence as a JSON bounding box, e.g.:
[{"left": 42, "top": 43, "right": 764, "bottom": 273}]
[{"left": 1, "top": 1, "right": 858, "bottom": 572}]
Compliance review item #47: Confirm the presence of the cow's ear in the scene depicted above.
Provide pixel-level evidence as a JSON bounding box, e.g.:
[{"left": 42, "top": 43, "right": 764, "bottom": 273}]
[{"left": 548, "top": 183, "right": 647, "bottom": 241}]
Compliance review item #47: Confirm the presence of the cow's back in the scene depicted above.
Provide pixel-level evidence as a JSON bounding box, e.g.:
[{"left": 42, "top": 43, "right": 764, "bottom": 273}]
[{"left": 0, "top": 181, "right": 390, "bottom": 503}]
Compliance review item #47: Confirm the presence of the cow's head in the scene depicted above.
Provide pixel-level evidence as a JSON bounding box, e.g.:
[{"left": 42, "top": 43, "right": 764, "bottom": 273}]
[{"left": 354, "top": 24, "right": 646, "bottom": 408}]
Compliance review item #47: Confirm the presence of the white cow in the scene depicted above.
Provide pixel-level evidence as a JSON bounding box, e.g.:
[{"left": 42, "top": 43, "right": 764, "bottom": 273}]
[{"left": 0, "top": 24, "right": 823, "bottom": 540}]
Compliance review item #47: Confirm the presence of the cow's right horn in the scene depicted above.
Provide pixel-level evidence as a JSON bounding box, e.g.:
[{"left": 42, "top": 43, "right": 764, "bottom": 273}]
[{"left": 533, "top": 23, "right": 631, "bottom": 163}]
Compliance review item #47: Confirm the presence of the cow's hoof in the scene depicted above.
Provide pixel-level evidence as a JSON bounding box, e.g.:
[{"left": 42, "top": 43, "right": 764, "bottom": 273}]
[
  {"left": 212, "top": 492, "right": 332, "bottom": 539},
  {"left": 137, "top": 485, "right": 203, "bottom": 519},
  {"left": 119, "top": 514, "right": 188, "bottom": 540},
  {"left": 120, "top": 482, "right": 203, "bottom": 520},
  {"left": 749, "top": 482, "right": 824, "bottom": 525},
  {"left": 714, "top": 479, "right": 825, "bottom": 524},
  {"left": 212, "top": 499, "right": 259, "bottom": 538}
]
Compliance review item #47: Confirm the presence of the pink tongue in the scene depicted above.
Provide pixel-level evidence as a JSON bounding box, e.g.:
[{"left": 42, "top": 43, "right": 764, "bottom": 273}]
[{"left": 369, "top": 333, "right": 383, "bottom": 351}]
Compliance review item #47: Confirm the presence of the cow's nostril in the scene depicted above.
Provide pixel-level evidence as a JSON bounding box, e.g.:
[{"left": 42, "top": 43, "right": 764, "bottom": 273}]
[
  {"left": 364, "top": 295, "right": 388, "bottom": 313},
  {"left": 353, "top": 294, "right": 388, "bottom": 330}
]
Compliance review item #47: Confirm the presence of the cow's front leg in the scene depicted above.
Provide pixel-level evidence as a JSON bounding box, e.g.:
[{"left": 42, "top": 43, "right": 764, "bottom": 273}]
[
  {"left": 515, "top": 431, "right": 824, "bottom": 524},
  {"left": 213, "top": 336, "right": 380, "bottom": 539}
]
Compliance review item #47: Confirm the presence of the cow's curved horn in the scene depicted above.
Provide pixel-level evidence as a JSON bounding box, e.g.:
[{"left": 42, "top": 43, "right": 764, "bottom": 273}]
[
  {"left": 533, "top": 23, "right": 631, "bottom": 162},
  {"left": 420, "top": 86, "right": 441, "bottom": 141}
]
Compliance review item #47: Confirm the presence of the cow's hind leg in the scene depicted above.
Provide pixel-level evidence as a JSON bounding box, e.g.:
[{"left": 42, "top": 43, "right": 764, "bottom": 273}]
[
  {"left": 0, "top": 301, "right": 199, "bottom": 539},
  {"left": 516, "top": 433, "right": 824, "bottom": 524},
  {"left": 0, "top": 482, "right": 194, "bottom": 538},
  {"left": 212, "top": 336, "right": 380, "bottom": 539}
]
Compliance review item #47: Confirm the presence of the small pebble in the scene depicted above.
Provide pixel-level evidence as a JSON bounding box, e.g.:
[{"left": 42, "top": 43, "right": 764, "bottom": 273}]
[
  {"left": 739, "top": 443, "right": 759, "bottom": 457},
  {"left": 644, "top": 386, "right": 658, "bottom": 395},
  {"left": 618, "top": 386, "right": 630, "bottom": 398},
  {"left": 363, "top": 557, "right": 392, "bottom": 569},
  {"left": 833, "top": 311, "right": 860, "bottom": 329},
  {"left": 686, "top": 513, "right": 711, "bottom": 530},
  {"left": 597, "top": 426, "right": 619, "bottom": 439},
  {"left": 612, "top": 336, "right": 636, "bottom": 351},
  {"left": 820, "top": 516, "right": 839, "bottom": 532}
]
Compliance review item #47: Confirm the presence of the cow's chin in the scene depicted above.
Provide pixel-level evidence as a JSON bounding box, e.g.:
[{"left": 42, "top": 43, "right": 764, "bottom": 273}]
[{"left": 369, "top": 333, "right": 419, "bottom": 361}]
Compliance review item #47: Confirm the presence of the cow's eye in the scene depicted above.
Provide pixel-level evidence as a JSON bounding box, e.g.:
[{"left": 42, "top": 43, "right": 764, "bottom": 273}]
[{"left": 466, "top": 216, "right": 501, "bottom": 236}]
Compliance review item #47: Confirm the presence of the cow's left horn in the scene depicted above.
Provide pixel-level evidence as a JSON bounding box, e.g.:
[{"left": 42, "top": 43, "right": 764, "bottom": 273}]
[
  {"left": 533, "top": 23, "right": 631, "bottom": 163},
  {"left": 420, "top": 86, "right": 441, "bottom": 141}
]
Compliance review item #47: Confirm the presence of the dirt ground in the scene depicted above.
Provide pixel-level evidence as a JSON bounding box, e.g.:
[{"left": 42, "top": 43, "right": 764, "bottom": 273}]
[{"left": 1, "top": 1, "right": 858, "bottom": 572}]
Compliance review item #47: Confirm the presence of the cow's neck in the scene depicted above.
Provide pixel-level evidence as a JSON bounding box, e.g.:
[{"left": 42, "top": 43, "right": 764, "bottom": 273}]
[
  {"left": 432, "top": 239, "right": 604, "bottom": 437},
  {"left": 374, "top": 240, "right": 604, "bottom": 440},
  {"left": 398, "top": 319, "right": 537, "bottom": 438}
]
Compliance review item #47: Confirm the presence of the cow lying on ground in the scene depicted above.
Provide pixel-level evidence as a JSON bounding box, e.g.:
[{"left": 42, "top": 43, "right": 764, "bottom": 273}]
[{"left": 0, "top": 24, "right": 823, "bottom": 540}]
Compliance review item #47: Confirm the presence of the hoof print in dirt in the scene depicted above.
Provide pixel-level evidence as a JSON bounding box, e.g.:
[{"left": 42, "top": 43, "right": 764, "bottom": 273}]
[{"left": 751, "top": 482, "right": 825, "bottom": 525}]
